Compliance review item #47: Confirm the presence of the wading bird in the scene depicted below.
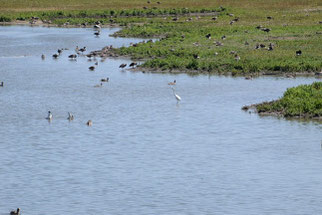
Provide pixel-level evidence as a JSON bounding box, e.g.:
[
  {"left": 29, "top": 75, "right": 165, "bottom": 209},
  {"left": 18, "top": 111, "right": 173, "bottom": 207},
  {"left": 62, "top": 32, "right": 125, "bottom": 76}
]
[
  {"left": 168, "top": 80, "right": 176, "bottom": 85},
  {"left": 119, "top": 63, "right": 127, "bottom": 68},
  {"left": 46, "top": 111, "right": 53, "bottom": 120},
  {"left": 10, "top": 208, "right": 20, "bottom": 215},
  {"left": 67, "top": 112, "right": 74, "bottom": 121},
  {"left": 172, "top": 88, "right": 181, "bottom": 103},
  {"left": 87, "top": 120, "right": 92, "bottom": 126}
]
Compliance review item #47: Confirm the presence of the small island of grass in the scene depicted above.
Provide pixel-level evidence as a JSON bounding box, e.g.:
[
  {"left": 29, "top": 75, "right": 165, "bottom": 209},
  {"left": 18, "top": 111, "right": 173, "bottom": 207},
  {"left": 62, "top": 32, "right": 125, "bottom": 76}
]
[{"left": 243, "top": 82, "right": 322, "bottom": 119}]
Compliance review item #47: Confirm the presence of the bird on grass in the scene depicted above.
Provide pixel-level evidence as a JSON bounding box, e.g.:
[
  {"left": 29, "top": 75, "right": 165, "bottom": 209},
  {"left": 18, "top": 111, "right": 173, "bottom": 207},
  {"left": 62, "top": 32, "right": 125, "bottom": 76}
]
[{"left": 296, "top": 50, "right": 302, "bottom": 56}]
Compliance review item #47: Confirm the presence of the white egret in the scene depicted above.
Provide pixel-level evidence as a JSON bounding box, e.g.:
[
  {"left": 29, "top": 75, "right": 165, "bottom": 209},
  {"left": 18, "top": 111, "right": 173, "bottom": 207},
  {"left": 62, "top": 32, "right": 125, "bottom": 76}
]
[{"left": 172, "top": 88, "right": 181, "bottom": 102}]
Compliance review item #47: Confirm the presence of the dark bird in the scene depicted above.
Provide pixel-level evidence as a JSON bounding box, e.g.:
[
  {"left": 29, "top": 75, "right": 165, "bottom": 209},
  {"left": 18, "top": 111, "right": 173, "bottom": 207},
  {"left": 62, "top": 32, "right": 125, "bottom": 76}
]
[
  {"left": 255, "top": 44, "right": 260, "bottom": 49},
  {"left": 58, "top": 49, "right": 63, "bottom": 55},
  {"left": 268, "top": 43, "right": 274, "bottom": 51},
  {"left": 52, "top": 54, "right": 59, "bottom": 58},
  {"left": 232, "top": 18, "right": 239, "bottom": 22},
  {"left": 10, "top": 208, "right": 20, "bottom": 215},
  {"left": 260, "top": 44, "right": 266, "bottom": 48},
  {"left": 206, "top": 33, "right": 211, "bottom": 39},
  {"left": 101, "top": 78, "right": 109, "bottom": 82},
  {"left": 221, "top": 35, "right": 226, "bottom": 40},
  {"left": 79, "top": 47, "right": 86, "bottom": 53},
  {"left": 68, "top": 54, "right": 77, "bottom": 59},
  {"left": 119, "top": 63, "right": 127, "bottom": 68},
  {"left": 261, "top": 28, "right": 271, "bottom": 33},
  {"left": 87, "top": 120, "right": 93, "bottom": 126},
  {"left": 94, "top": 31, "right": 100, "bottom": 36},
  {"left": 256, "top": 25, "right": 263, "bottom": 29},
  {"left": 230, "top": 20, "right": 235, "bottom": 25},
  {"left": 193, "top": 53, "right": 200, "bottom": 59},
  {"left": 157, "top": 1, "right": 161, "bottom": 4},
  {"left": 212, "top": 17, "right": 217, "bottom": 21},
  {"left": 0, "top": 82, "right": 3, "bottom": 87},
  {"left": 172, "top": 17, "right": 178, "bottom": 21},
  {"left": 41, "top": 54, "right": 45, "bottom": 60},
  {"left": 267, "top": 16, "right": 273, "bottom": 20},
  {"left": 89, "top": 66, "right": 95, "bottom": 71},
  {"left": 129, "top": 62, "right": 137, "bottom": 67},
  {"left": 296, "top": 50, "right": 302, "bottom": 56},
  {"left": 147, "top": 1, "right": 150, "bottom": 3}
]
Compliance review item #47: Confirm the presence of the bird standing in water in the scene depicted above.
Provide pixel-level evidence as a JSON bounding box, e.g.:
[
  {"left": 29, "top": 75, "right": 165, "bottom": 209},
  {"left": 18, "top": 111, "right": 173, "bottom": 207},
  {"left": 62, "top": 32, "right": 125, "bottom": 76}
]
[
  {"left": 172, "top": 88, "right": 181, "bottom": 103},
  {"left": 46, "top": 111, "right": 53, "bottom": 120}
]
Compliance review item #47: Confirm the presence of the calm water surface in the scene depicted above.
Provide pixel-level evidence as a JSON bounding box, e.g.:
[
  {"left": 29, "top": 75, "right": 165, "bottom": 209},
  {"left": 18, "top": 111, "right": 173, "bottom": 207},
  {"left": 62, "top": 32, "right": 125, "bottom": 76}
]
[{"left": 0, "top": 25, "right": 321, "bottom": 215}]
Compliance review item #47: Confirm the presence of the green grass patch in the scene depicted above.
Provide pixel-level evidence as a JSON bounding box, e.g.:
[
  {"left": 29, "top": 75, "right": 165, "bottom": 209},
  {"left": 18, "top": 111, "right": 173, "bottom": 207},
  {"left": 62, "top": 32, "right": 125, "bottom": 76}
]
[{"left": 255, "top": 82, "right": 322, "bottom": 118}]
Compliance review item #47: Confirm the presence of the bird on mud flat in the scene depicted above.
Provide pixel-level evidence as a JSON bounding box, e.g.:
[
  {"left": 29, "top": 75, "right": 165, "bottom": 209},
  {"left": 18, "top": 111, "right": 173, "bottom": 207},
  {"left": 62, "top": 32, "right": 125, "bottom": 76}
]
[
  {"left": 0, "top": 82, "right": 3, "bottom": 87},
  {"left": 52, "top": 53, "right": 59, "bottom": 59},
  {"left": 67, "top": 112, "right": 74, "bottom": 121},
  {"left": 261, "top": 28, "right": 271, "bottom": 33},
  {"left": 58, "top": 49, "right": 63, "bottom": 55},
  {"left": 171, "top": 88, "right": 181, "bottom": 103},
  {"left": 168, "top": 80, "right": 176, "bottom": 85},
  {"left": 10, "top": 208, "right": 20, "bottom": 215},
  {"left": 46, "top": 111, "right": 53, "bottom": 120},
  {"left": 41, "top": 54, "right": 45, "bottom": 60},
  {"left": 89, "top": 66, "right": 95, "bottom": 71},
  {"left": 119, "top": 63, "right": 127, "bottom": 68},
  {"left": 87, "top": 120, "right": 93, "bottom": 126},
  {"left": 296, "top": 50, "right": 302, "bottom": 56}
]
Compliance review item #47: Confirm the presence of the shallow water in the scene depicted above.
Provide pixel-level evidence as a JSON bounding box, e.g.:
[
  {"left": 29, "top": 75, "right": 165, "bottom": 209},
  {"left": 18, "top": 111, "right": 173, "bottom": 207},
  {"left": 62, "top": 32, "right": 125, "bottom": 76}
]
[{"left": 0, "top": 25, "right": 321, "bottom": 215}]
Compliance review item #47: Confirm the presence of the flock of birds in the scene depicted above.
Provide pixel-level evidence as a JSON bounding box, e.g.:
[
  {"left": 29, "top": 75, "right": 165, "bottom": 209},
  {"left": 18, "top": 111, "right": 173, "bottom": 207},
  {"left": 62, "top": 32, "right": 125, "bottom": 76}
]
[{"left": 38, "top": 24, "right": 182, "bottom": 126}]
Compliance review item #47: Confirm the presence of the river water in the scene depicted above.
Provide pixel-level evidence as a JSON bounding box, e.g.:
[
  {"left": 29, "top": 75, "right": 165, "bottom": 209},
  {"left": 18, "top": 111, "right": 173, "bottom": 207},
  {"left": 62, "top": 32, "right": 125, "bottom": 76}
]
[{"left": 0, "top": 25, "right": 321, "bottom": 215}]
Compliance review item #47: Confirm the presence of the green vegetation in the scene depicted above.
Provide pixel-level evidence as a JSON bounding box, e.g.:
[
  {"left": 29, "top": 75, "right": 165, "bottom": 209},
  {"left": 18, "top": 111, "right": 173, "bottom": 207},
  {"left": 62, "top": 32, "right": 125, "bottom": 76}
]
[
  {"left": 0, "top": 0, "right": 321, "bottom": 74},
  {"left": 250, "top": 82, "right": 322, "bottom": 119}
]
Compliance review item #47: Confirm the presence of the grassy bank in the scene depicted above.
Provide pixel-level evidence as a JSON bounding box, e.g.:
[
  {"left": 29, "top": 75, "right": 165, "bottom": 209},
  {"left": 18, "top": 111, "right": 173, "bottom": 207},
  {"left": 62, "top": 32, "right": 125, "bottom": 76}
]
[
  {"left": 243, "top": 82, "right": 322, "bottom": 119},
  {"left": 0, "top": 0, "right": 321, "bottom": 74}
]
